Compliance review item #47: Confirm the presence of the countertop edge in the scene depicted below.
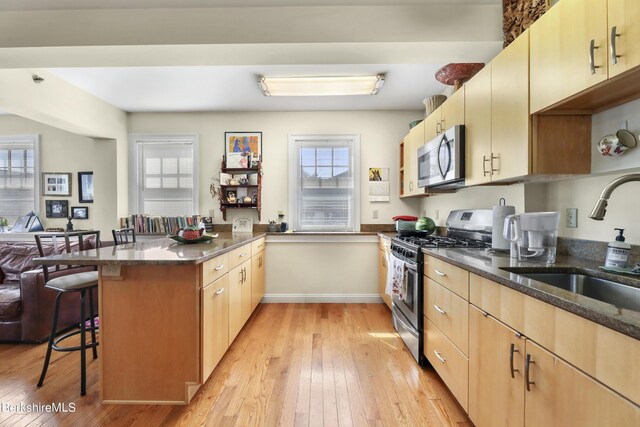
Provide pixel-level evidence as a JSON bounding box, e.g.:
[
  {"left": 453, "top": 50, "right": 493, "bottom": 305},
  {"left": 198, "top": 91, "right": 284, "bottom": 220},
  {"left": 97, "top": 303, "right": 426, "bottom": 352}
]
[{"left": 423, "top": 248, "right": 640, "bottom": 341}]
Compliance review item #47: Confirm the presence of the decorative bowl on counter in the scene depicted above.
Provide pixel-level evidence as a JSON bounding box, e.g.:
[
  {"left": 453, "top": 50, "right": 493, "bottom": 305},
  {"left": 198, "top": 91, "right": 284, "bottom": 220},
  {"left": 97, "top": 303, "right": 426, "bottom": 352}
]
[{"left": 168, "top": 233, "right": 218, "bottom": 244}]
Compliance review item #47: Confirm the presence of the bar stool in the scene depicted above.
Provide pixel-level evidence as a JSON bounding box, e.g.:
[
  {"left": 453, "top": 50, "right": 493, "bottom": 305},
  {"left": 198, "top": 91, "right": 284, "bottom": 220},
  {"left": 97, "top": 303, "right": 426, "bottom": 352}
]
[
  {"left": 112, "top": 227, "right": 136, "bottom": 245},
  {"left": 35, "top": 231, "right": 101, "bottom": 396}
]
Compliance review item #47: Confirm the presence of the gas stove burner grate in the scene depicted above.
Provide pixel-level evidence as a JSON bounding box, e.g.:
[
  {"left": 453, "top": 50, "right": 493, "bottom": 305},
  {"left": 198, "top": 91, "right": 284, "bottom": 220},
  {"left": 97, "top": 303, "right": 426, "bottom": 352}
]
[{"left": 395, "top": 235, "right": 490, "bottom": 249}]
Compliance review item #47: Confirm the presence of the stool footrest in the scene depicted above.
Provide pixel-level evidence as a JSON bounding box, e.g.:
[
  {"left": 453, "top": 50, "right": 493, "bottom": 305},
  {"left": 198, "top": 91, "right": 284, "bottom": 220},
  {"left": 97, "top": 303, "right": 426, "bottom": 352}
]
[{"left": 52, "top": 328, "right": 99, "bottom": 352}]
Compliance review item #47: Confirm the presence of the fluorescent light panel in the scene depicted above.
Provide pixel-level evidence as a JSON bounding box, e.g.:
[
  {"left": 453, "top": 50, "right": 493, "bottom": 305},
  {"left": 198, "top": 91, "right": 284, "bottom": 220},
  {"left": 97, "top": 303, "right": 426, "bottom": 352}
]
[{"left": 258, "top": 75, "right": 384, "bottom": 96}]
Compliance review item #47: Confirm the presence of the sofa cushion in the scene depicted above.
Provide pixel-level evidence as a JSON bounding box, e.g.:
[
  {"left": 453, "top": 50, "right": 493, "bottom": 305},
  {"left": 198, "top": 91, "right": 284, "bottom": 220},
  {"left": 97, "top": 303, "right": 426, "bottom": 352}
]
[
  {"left": 0, "top": 245, "right": 42, "bottom": 283},
  {"left": 0, "top": 283, "right": 21, "bottom": 319}
]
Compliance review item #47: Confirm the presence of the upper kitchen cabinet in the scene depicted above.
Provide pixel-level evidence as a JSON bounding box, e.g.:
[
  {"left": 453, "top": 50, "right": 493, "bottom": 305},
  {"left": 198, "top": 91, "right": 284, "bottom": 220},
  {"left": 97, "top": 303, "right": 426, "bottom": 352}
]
[
  {"left": 464, "top": 64, "right": 492, "bottom": 186},
  {"left": 530, "top": 0, "right": 608, "bottom": 113},
  {"left": 531, "top": 0, "right": 640, "bottom": 113},
  {"left": 424, "top": 89, "right": 465, "bottom": 143},
  {"left": 402, "top": 120, "right": 425, "bottom": 197},
  {"left": 608, "top": 0, "right": 640, "bottom": 78}
]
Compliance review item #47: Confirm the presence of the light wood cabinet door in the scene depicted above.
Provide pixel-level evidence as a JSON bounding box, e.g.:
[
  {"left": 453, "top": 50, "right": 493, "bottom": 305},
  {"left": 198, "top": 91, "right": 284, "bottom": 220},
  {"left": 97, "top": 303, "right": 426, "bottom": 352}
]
[
  {"left": 608, "top": 0, "right": 640, "bottom": 77},
  {"left": 464, "top": 64, "right": 492, "bottom": 186},
  {"left": 491, "top": 30, "right": 530, "bottom": 181},
  {"left": 241, "top": 259, "right": 252, "bottom": 325},
  {"left": 405, "top": 120, "right": 425, "bottom": 196},
  {"left": 524, "top": 339, "right": 640, "bottom": 427},
  {"left": 425, "top": 278, "right": 469, "bottom": 356},
  {"left": 440, "top": 87, "right": 465, "bottom": 132},
  {"left": 251, "top": 251, "right": 265, "bottom": 311},
  {"left": 424, "top": 107, "right": 441, "bottom": 143},
  {"left": 469, "top": 305, "right": 525, "bottom": 427},
  {"left": 378, "top": 249, "right": 392, "bottom": 309},
  {"left": 202, "top": 275, "right": 229, "bottom": 381},
  {"left": 228, "top": 264, "right": 244, "bottom": 343},
  {"left": 529, "top": 0, "right": 608, "bottom": 112}
]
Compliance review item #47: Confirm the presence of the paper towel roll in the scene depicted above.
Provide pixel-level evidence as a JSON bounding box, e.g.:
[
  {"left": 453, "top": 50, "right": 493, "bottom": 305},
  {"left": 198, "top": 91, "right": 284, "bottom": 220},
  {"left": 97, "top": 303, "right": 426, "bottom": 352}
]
[{"left": 492, "top": 204, "right": 516, "bottom": 250}]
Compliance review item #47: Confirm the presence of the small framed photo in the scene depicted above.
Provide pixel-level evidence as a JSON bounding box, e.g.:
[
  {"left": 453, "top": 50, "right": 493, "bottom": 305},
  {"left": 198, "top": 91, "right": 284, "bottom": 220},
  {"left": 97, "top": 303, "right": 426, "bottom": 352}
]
[
  {"left": 71, "top": 206, "right": 89, "bottom": 219},
  {"left": 45, "top": 200, "right": 69, "bottom": 218},
  {"left": 78, "top": 171, "right": 94, "bottom": 203},
  {"left": 225, "top": 131, "right": 262, "bottom": 169},
  {"left": 42, "top": 172, "right": 72, "bottom": 196}
]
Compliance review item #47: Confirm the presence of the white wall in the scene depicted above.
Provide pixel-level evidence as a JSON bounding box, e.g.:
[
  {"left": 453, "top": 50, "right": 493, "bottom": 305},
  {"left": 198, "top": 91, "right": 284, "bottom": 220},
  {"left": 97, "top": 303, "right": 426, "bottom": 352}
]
[
  {"left": 128, "top": 110, "right": 422, "bottom": 226},
  {"left": 0, "top": 115, "right": 119, "bottom": 236}
]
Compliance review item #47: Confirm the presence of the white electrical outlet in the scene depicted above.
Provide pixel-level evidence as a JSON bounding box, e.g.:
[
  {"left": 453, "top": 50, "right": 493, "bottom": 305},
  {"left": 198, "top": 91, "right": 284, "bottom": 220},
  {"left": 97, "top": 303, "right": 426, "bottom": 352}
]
[
  {"left": 372, "top": 209, "right": 379, "bottom": 219},
  {"left": 102, "top": 265, "right": 121, "bottom": 277},
  {"left": 567, "top": 208, "right": 578, "bottom": 228},
  {"left": 434, "top": 209, "right": 440, "bottom": 220}
]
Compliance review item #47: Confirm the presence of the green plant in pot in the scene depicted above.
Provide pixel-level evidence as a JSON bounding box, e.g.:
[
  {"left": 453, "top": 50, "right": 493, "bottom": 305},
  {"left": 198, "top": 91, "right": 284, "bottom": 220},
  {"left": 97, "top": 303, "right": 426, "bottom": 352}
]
[{"left": 0, "top": 217, "right": 9, "bottom": 232}]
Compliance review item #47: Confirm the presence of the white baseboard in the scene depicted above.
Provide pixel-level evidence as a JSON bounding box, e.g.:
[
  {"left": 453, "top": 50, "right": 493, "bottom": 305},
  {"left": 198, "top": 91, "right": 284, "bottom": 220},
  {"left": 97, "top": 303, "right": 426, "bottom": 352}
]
[{"left": 262, "top": 294, "right": 383, "bottom": 304}]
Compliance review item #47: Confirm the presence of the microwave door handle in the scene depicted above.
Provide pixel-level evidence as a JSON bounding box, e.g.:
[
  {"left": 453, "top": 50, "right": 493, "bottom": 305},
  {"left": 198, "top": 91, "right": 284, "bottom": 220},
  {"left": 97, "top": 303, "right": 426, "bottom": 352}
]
[{"left": 437, "top": 135, "right": 452, "bottom": 179}]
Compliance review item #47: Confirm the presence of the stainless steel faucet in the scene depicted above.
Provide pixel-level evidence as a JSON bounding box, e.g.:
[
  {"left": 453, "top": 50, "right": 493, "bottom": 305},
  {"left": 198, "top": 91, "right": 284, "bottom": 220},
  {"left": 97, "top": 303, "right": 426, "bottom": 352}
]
[{"left": 589, "top": 173, "right": 640, "bottom": 220}]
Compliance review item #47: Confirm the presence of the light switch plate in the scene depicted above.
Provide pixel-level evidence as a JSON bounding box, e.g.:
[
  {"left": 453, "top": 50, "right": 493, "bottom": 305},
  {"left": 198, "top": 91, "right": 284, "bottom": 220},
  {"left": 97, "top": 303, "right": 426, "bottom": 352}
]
[
  {"left": 567, "top": 208, "right": 578, "bottom": 228},
  {"left": 372, "top": 209, "right": 379, "bottom": 219}
]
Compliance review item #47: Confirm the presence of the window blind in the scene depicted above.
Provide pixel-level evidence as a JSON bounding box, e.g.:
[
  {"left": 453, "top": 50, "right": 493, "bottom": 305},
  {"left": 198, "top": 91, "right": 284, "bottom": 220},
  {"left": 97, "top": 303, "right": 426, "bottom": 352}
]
[
  {"left": 289, "top": 135, "right": 360, "bottom": 231},
  {"left": 0, "top": 136, "right": 39, "bottom": 222}
]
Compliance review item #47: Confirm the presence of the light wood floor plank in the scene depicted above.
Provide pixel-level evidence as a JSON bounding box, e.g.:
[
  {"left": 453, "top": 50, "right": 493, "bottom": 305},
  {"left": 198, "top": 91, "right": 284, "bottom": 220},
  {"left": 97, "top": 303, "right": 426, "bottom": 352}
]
[{"left": 0, "top": 304, "right": 471, "bottom": 426}]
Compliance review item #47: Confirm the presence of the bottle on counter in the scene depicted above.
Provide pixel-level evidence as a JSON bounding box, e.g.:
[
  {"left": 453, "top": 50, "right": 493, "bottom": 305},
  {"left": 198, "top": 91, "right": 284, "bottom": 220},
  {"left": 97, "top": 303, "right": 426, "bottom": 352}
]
[{"left": 604, "top": 228, "right": 631, "bottom": 268}]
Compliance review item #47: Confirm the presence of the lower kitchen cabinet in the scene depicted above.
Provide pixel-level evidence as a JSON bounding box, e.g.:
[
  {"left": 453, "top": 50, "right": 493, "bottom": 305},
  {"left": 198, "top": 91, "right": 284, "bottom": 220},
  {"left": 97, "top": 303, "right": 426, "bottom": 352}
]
[
  {"left": 469, "top": 305, "right": 524, "bottom": 427},
  {"left": 251, "top": 251, "right": 265, "bottom": 311},
  {"left": 228, "top": 264, "right": 245, "bottom": 343},
  {"left": 201, "top": 275, "right": 229, "bottom": 381},
  {"left": 378, "top": 248, "right": 392, "bottom": 309},
  {"left": 524, "top": 339, "right": 639, "bottom": 427}
]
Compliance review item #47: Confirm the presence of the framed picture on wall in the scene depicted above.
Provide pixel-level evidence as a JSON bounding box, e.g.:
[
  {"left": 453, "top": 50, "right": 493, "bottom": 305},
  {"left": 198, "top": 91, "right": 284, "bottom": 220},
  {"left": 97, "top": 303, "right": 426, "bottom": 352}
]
[
  {"left": 71, "top": 206, "right": 89, "bottom": 219},
  {"left": 42, "top": 172, "right": 72, "bottom": 196},
  {"left": 224, "top": 131, "right": 262, "bottom": 169},
  {"left": 78, "top": 171, "right": 94, "bottom": 203},
  {"left": 45, "top": 200, "right": 69, "bottom": 218}
]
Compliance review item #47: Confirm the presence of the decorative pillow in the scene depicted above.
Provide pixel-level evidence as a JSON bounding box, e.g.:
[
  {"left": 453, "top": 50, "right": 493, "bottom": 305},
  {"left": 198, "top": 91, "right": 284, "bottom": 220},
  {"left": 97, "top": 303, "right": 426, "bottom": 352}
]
[{"left": 0, "top": 245, "right": 41, "bottom": 283}]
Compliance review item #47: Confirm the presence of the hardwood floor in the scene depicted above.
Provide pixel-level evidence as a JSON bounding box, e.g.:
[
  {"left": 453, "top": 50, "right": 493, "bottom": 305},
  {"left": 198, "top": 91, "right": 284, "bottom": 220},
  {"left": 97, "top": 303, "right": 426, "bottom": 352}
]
[{"left": 0, "top": 304, "right": 471, "bottom": 426}]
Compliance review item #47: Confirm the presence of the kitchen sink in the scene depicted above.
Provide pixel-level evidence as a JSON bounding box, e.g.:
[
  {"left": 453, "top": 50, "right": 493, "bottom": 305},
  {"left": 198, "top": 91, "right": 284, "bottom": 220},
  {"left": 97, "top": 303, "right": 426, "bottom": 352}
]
[{"left": 501, "top": 269, "right": 640, "bottom": 312}]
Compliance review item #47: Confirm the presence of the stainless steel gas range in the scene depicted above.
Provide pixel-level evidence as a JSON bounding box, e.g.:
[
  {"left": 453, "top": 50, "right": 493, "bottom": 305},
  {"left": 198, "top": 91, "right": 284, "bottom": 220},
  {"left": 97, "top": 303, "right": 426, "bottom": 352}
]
[{"left": 390, "top": 209, "right": 492, "bottom": 365}]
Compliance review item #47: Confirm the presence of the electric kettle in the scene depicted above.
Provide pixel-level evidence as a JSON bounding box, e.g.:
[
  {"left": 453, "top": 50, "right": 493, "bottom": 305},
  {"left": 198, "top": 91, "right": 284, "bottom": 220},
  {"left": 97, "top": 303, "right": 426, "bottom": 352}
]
[{"left": 503, "top": 212, "right": 560, "bottom": 263}]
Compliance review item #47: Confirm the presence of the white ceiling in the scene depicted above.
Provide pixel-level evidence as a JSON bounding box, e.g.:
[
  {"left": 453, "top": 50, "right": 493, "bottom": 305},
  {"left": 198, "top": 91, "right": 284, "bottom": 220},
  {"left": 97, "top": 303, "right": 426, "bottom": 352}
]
[{"left": 1, "top": 1, "right": 503, "bottom": 113}]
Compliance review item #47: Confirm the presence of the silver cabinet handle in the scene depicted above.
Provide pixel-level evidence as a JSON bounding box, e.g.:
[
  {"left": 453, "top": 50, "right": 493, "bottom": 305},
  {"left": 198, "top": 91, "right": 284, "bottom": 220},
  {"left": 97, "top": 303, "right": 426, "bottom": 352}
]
[
  {"left": 610, "top": 26, "right": 621, "bottom": 65},
  {"left": 243, "top": 267, "right": 247, "bottom": 282},
  {"left": 433, "top": 304, "right": 447, "bottom": 315},
  {"left": 491, "top": 153, "right": 499, "bottom": 174},
  {"left": 239, "top": 269, "right": 244, "bottom": 284},
  {"left": 215, "top": 288, "right": 225, "bottom": 295},
  {"left": 525, "top": 353, "right": 535, "bottom": 391},
  {"left": 483, "top": 155, "right": 491, "bottom": 176},
  {"left": 434, "top": 269, "right": 446, "bottom": 277},
  {"left": 509, "top": 343, "right": 520, "bottom": 378},
  {"left": 589, "top": 39, "right": 600, "bottom": 75},
  {"left": 214, "top": 264, "right": 225, "bottom": 271},
  {"left": 440, "top": 118, "right": 445, "bottom": 132},
  {"left": 239, "top": 252, "right": 247, "bottom": 258},
  {"left": 433, "top": 350, "right": 446, "bottom": 363},
  {"left": 436, "top": 120, "right": 441, "bottom": 134}
]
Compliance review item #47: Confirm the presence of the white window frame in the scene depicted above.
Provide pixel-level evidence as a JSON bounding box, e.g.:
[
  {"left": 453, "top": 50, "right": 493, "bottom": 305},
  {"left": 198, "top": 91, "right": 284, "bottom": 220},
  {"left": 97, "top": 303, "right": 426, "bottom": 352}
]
[
  {"left": 128, "top": 134, "right": 199, "bottom": 215},
  {"left": 288, "top": 134, "right": 360, "bottom": 232},
  {"left": 0, "top": 134, "right": 41, "bottom": 218}
]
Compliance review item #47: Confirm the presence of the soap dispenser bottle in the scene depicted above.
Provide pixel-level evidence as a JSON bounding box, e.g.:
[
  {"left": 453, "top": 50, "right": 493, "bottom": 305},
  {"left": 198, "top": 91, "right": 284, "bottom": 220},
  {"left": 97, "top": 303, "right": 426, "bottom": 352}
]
[{"left": 604, "top": 228, "right": 631, "bottom": 268}]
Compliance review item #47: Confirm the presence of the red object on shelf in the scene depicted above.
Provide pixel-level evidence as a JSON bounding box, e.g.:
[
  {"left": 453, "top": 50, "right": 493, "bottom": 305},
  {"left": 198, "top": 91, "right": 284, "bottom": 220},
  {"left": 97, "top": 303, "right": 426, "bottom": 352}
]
[
  {"left": 435, "top": 63, "right": 485, "bottom": 90},
  {"left": 392, "top": 215, "right": 419, "bottom": 221}
]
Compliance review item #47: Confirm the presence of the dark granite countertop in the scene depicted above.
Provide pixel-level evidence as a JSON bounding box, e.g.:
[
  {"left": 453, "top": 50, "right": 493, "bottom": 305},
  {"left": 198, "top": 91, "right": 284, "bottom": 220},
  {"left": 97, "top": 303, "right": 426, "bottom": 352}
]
[
  {"left": 35, "top": 232, "right": 266, "bottom": 266},
  {"left": 422, "top": 248, "right": 640, "bottom": 340}
]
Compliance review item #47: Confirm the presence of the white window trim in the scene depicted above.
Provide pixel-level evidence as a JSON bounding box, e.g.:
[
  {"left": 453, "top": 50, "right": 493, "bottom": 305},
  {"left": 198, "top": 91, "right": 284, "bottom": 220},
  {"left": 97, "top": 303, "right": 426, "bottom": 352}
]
[
  {"left": 128, "top": 133, "right": 199, "bottom": 215},
  {"left": 288, "top": 133, "right": 360, "bottom": 232},
  {"left": 0, "top": 134, "right": 41, "bottom": 216}
]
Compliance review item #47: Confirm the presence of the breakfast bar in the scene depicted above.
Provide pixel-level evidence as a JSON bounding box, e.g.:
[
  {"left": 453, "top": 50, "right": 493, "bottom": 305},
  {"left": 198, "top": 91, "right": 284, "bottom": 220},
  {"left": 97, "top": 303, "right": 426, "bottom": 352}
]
[{"left": 36, "top": 232, "right": 267, "bottom": 405}]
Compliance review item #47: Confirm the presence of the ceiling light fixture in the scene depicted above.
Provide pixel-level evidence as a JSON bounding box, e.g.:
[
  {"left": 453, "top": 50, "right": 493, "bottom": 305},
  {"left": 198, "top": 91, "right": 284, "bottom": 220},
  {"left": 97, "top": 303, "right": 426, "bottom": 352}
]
[
  {"left": 258, "top": 74, "right": 385, "bottom": 97},
  {"left": 32, "top": 74, "right": 45, "bottom": 84}
]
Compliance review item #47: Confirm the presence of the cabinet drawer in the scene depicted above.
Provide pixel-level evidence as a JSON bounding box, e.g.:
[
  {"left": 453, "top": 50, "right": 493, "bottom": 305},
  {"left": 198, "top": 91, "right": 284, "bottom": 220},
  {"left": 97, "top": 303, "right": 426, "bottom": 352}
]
[
  {"left": 469, "top": 273, "right": 525, "bottom": 334},
  {"left": 228, "top": 243, "right": 251, "bottom": 270},
  {"left": 425, "top": 278, "right": 469, "bottom": 356},
  {"left": 425, "top": 318, "right": 469, "bottom": 412},
  {"left": 202, "top": 253, "right": 229, "bottom": 287},
  {"left": 424, "top": 255, "right": 469, "bottom": 300},
  {"left": 251, "top": 237, "right": 266, "bottom": 255}
]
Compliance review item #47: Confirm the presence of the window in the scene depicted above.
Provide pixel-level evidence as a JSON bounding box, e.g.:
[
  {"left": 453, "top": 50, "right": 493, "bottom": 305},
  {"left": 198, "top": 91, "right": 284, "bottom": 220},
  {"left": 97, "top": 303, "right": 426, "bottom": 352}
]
[
  {"left": 130, "top": 134, "right": 198, "bottom": 216},
  {"left": 289, "top": 134, "right": 360, "bottom": 231},
  {"left": 0, "top": 135, "right": 39, "bottom": 223}
]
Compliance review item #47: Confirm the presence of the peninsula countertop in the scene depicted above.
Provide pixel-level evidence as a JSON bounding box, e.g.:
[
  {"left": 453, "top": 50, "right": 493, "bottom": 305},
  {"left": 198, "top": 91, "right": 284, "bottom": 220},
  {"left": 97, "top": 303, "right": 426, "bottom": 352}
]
[
  {"left": 423, "top": 247, "right": 640, "bottom": 340},
  {"left": 35, "top": 232, "right": 266, "bottom": 266}
]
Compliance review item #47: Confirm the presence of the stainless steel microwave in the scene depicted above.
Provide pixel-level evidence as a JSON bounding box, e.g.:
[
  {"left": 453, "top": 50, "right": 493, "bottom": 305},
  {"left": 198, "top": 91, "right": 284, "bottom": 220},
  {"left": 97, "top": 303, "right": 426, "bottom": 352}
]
[{"left": 417, "top": 125, "right": 465, "bottom": 189}]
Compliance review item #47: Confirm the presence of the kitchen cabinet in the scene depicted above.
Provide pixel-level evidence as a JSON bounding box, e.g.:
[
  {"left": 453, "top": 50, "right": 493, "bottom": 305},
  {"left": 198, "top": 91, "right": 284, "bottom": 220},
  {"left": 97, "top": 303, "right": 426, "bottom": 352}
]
[
  {"left": 201, "top": 275, "right": 229, "bottom": 381},
  {"left": 228, "top": 264, "right": 244, "bottom": 343},
  {"left": 424, "top": 88, "right": 465, "bottom": 142},
  {"left": 608, "top": 0, "right": 640, "bottom": 78},
  {"left": 401, "top": 120, "right": 424, "bottom": 197},
  {"left": 524, "top": 339, "right": 639, "bottom": 426},
  {"left": 425, "top": 278, "right": 469, "bottom": 356},
  {"left": 530, "top": 0, "right": 608, "bottom": 113},
  {"left": 378, "top": 241, "right": 392, "bottom": 310},
  {"left": 251, "top": 250, "right": 265, "bottom": 312},
  {"left": 464, "top": 63, "right": 492, "bottom": 186},
  {"left": 469, "top": 305, "right": 524, "bottom": 427},
  {"left": 423, "top": 108, "right": 440, "bottom": 144}
]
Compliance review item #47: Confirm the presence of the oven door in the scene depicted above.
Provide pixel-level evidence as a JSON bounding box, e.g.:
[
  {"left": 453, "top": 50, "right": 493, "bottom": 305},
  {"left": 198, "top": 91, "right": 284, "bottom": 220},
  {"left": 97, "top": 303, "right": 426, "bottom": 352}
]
[{"left": 391, "top": 260, "right": 419, "bottom": 329}]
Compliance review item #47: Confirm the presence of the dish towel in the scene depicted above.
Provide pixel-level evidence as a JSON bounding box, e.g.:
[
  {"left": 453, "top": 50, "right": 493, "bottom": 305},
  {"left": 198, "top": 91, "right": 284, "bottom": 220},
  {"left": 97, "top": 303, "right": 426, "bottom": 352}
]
[{"left": 386, "top": 254, "right": 407, "bottom": 301}]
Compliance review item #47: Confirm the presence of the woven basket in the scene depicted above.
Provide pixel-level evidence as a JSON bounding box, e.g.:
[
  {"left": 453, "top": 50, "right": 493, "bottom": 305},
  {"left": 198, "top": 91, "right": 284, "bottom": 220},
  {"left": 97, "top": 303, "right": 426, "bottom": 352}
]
[{"left": 423, "top": 95, "right": 447, "bottom": 117}]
